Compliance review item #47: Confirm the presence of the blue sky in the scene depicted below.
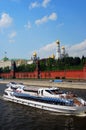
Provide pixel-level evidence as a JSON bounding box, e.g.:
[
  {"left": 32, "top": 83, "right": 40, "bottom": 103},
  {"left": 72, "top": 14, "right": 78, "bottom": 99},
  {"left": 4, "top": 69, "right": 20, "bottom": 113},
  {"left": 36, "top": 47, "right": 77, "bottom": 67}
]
[{"left": 0, "top": 0, "right": 86, "bottom": 59}]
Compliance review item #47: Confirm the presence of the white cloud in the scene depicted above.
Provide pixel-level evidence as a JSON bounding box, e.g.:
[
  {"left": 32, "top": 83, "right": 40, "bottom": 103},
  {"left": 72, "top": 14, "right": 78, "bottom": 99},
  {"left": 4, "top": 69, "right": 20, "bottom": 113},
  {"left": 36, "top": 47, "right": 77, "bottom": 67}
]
[
  {"left": 36, "top": 42, "right": 56, "bottom": 58},
  {"left": 35, "top": 12, "right": 57, "bottom": 25},
  {"left": 24, "top": 21, "right": 31, "bottom": 30},
  {"left": 8, "top": 31, "right": 16, "bottom": 39},
  {"left": 56, "top": 23, "right": 64, "bottom": 28},
  {"left": 42, "top": 0, "right": 51, "bottom": 8},
  {"left": 29, "top": 0, "right": 51, "bottom": 9},
  {"left": 66, "top": 40, "right": 86, "bottom": 57},
  {"left": 35, "top": 16, "right": 48, "bottom": 25},
  {"left": 8, "top": 31, "right": 16, "bottom": 43},
  {"left": 29, "top": 1, "right": 40, "bottom": 9},
  {"left": 49, "top": 12, "right": 57, "bottom": 20},
  {"left": 9, "top": 39, "right": 15, "bottom": 43},
  {"left": 33, "top": 39, "right": 86, "bottom": 59},
  {"left": 0, "top": 13, "right": 13, "bottom": 29}
]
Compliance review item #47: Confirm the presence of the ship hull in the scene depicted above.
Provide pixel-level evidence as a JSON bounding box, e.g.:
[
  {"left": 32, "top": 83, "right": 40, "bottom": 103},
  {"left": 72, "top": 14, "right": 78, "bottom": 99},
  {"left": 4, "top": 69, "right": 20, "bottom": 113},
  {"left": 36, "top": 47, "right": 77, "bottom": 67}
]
[{"left": 3, "top": 94, "right": 86, "bottom": 116}]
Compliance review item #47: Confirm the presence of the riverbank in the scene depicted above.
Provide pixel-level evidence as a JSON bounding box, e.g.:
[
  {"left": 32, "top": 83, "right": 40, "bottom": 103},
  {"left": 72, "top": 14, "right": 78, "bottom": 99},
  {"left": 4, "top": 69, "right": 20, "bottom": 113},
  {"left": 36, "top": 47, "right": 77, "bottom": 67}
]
[{"left": 0, "top": 79, "right": 86, "bottom": 89}]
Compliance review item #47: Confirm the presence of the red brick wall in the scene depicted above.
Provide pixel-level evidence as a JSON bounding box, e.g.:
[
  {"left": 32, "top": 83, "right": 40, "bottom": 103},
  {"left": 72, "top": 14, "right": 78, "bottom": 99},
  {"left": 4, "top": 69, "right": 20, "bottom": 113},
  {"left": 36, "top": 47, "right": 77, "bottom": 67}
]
[
  {"left": 0, "top": 66, "right": 86, "bottom": 79},
  {"left": 0, "top": 72, "right": 12, "bottom": 79},
  {"left": 40, "top": 66, "right": 86, "bottom": 79},
  {"left": 15, "top": 71, "right": 38, "bottom": 79}
]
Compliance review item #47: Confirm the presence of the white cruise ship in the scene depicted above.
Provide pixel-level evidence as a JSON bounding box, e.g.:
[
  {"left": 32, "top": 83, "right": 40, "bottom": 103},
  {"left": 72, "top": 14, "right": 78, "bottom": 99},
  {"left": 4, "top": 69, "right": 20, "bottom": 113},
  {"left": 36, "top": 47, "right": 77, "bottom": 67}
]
[{"left": 3, "top": 82, "right": 86, "bottom": 116}]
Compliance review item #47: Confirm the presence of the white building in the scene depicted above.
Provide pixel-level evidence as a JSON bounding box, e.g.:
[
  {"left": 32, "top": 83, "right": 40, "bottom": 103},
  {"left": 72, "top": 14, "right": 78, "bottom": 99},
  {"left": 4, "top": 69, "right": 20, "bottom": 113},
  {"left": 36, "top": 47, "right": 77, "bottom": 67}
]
[
  {"left": 55, "top": 40, "right": 61, "bottom": 59},
  {"left": 55, "top": 40, "right": 68, "bottom": 59},
  {"left": 0, "top": 60, "right": 11, "bottom": 69},
  {"left": 61, "top": 46, "right": 65, "bottom": 58}
]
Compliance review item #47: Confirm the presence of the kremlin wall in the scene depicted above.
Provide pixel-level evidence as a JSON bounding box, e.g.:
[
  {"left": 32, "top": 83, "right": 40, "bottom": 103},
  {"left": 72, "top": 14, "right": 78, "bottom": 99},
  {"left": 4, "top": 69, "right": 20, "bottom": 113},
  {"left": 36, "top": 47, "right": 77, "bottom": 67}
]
[
  {"left": 0, "top": 40, "right": 86, "bottom": 80},
  {"left": 0, "top": 65, "right": 86, "bottom": 80}
]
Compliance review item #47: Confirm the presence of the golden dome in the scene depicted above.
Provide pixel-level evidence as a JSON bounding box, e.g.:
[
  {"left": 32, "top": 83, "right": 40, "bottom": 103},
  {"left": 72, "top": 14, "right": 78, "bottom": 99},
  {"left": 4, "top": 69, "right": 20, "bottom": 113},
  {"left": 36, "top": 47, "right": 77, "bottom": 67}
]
[
  {"left": 51, "top": 54, "right": 55, "bottom": 59},
  {"left": 33, "top": 52, "right": 37, "bottom": 56},
  {"left": 56, "top": 40, "right": 60, "bottom": 44},
  {"left": 62, "top": 46, "right": 65, "bottom": 49}
]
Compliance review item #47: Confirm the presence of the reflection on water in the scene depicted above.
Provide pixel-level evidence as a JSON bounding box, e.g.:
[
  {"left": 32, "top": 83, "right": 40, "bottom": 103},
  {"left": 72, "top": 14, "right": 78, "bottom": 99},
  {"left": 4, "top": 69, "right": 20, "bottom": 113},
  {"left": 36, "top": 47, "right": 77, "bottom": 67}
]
[
  {"left": 65, "top": 117, "right": 74, "bottom": 130},
  {"left": 0, "top": 83, "right": 86, "bottom": 130}
]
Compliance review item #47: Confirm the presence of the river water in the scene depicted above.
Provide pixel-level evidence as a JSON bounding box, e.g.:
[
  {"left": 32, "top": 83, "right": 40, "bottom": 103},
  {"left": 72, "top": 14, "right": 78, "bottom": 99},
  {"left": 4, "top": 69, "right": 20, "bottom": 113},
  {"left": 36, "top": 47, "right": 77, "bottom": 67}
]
[{"left": 0, "top": 83, "right": 86, "bottom": 130}]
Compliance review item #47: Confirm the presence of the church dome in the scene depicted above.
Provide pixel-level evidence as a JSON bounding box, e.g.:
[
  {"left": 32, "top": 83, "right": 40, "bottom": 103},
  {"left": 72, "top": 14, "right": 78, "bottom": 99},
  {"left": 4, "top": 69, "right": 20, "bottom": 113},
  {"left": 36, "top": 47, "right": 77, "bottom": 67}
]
[
  {"left": 56, "top": 40, "right": 60, "bottom": 44},
  {"left": 33, "top": 52, "right": 37, "bottom": 57}
]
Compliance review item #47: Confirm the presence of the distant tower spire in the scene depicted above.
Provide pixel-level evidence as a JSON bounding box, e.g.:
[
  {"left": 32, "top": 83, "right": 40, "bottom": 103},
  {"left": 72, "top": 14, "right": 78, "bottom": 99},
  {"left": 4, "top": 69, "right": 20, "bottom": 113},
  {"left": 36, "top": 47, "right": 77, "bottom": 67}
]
[
  {"left": 55, "top": 40, "right": 61, "bottom": 59},
  {"left": 61, "top": 46, "right": 65, "bottom": 57}
]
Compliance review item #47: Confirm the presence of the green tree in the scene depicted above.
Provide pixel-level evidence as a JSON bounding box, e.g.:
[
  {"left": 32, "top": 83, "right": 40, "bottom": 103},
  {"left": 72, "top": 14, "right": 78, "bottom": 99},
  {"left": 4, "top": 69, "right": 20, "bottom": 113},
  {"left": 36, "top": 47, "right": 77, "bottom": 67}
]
[
  {"left": 3, "top": 67, "right": 10, "bottom": 73},
  {"left": 39, "top": 60, "right": 46, "bottom": 71}
]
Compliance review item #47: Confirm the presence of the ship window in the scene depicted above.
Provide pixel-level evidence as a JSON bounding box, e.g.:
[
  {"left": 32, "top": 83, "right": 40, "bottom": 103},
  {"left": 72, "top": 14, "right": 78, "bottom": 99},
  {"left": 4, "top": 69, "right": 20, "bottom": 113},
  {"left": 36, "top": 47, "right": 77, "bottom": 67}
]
[
  {"left": 46, "top": 90, "right": 53, "bottom": 94},
  {"left": 23, "top": 88, "right": 37, "bottom": 93},
  {"left": 11, "top": 86, "right": 17, "bottom": 90},
  {"left": 46, "top": 89, "right": 62, "bottom": 95},
  {"left": 10, "top": 82, "right": 17, "bottom": 84},
  {"left": 4, "top": 92, "right": 8, "bottom": 95},
  {"left": 51, "top": 90, "right": 63, "bottom": 95},
  {"left": 41, "top": 90, "right": 43, "bottom": 95}
]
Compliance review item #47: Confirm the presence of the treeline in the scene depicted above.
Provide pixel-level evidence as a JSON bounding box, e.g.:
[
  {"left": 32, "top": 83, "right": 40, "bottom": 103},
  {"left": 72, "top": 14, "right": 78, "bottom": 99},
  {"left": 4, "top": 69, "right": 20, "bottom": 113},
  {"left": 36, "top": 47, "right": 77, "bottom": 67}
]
[
  {"left": 39, "top": 56, "right": 86, "bottom": 71},
  {"left": 0, "top": 63, "right": 36, "bottom": 73},
  {"left": 0, "top": 56, "right": 86, "bottom": 73},
  {"left": 16, "top": 63, "right": 36, "bottom": 72},
  {"left": 0, "top": 67, "right": 10, "bottom": 73}
]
